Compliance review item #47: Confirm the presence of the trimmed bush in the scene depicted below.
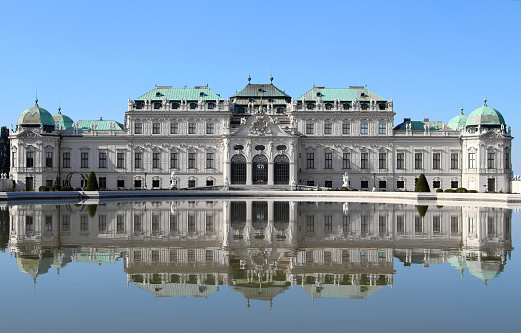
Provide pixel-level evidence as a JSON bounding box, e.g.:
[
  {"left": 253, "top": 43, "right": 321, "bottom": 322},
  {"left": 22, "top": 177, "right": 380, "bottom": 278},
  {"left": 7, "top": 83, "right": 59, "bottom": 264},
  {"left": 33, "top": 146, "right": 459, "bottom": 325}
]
[
  {"left": 468, "top": 190, "right": 478, "bottom": 193},
  {"left": 50, "top": 184, "right": 61, "bottom": 191},
  {"left": 415, "top": 174, "right": 430, "bottom": 192},
  {"left": 86, "top": 171, "right": 99, "bottom": 191},
  {"left": 444, "top": 189, "right": 455, "bottom": 193},
  {"left": 416, "top": 205, "right": 429, "bottom": 217},
  {"left": 74, "top": 187, "right": 82, "bottom": 191},
  {"left": 39, "top": 186, "right": 50, "bottom": 192},
  {"left": 62, "top": 186, "right": 73, "bottom": 191},
  {"left": 436, "top": 189, "right": 443, "bottom": 193},
  {"left": 87, "top": 204, "right": 97, "bottom": 218},
  {"left": 456, "top": 187, "right": 468, "bottom": 193},
  {"left": 340, "top": 187, "right": 348, "bottom": 191}
]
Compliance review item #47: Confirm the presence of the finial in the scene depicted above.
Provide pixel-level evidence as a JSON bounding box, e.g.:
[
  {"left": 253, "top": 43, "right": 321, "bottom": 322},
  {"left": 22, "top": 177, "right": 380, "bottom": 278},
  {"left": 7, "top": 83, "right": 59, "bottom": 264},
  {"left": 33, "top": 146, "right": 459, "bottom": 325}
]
[
  {"left": 248, "top": 75, "right": 251, "bottom": 84},
  {"left": 484, "top": 98, "right": 487, "bottom": 106},
  {"left": 460, "top": 107, "right": 464, "bottom": 115},
  {"left": 270, "top": 75, "right": 273, "bottom": 84},
  {"left": 35, "top": 98, "right": 39, "bottom": 106},
  {"left": 58, "top": 106, "right": 62, "bottom": 114}
]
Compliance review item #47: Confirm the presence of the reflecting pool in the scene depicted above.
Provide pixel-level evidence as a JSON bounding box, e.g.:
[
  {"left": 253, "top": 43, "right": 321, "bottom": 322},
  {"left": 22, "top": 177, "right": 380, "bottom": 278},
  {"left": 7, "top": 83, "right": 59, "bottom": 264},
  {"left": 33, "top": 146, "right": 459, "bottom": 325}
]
[{"left": 0, "top": 200, "right": 519, "bottom": 332}]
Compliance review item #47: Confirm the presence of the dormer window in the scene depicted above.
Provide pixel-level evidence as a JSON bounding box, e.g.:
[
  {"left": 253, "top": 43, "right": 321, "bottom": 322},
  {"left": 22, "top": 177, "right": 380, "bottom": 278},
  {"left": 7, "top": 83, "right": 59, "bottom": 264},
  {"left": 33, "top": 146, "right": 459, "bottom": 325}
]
[
  {"left": 379, "top": 103, "right": 386, "bottom": 110},
  {"left": 343, "top": 103, "right": 351, "bottom": 110},
  {"left": 361, "top": 103, "right": 369, "bottom": 110},
  {"left": 360, "top": 92, "right": 366, "bottom": 97},
  {"left": 155, "top": 92, "right": 161, "bottom": 97},
  {"left": 135, "top": 102, "right": 143, "bottom": 109},
  {"left": 172, "top": 103, "right": 179, "bottom": 109},
  {"left": 325, "top": 104, "right": 332, "bottom": 110},
  {"left": 153, "top": 102, "right": 161, "bottom": 109},
  {"left": 208, "top": 103, "right": 214, "bottom": 109},
  {"left": 307, "top": 103, "right": 315, "bottom": 110},
  {"left": 316, "top": 92, "right": 322, "bottom": 97},
  {"left": 200, "top": 92, "right": 205, "bottom": 97},
  {"left": 190, "top": 103, "right": 197, "bottom": 109}
]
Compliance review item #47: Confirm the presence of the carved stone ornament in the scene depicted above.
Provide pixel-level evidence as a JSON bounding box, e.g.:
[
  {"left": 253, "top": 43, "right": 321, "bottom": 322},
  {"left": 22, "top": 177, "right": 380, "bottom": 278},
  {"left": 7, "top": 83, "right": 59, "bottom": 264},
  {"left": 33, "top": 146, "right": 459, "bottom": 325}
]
[
  {"left": 481, "top": 130, "right": 505, "bottom": 139},
  {"left": 249, "top": 116, "right": 272, "bottom": 135},
  {"left": 18, "top": 130, "right": 40, "bottom": 138}
]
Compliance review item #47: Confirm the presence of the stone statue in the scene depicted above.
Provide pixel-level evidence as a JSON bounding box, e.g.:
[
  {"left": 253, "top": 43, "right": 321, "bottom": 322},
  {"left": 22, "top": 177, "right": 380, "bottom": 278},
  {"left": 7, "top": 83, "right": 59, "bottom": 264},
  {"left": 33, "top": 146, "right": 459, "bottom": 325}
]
[
  {"left": 170, "top": 171, "right": 177, "bottom": 188},
  {"left": 223, "top": 177, "right": 230, "bottom": 191},
  {"left": 508, "top": 126, "right": 511, "bottom": 134},
  {"left": 273, "top": 117, "right": 280, "bottom": 124},
  {"left": 290, "top": 177, "right": 297, "bottom": 190},
  {"left": 342, "top": 172, "right": 350, "bottom": 188},
  {"left": 240, "top": 117, "right": 246, "bottom": 125},
  {"left": 387, "top": 98, "right": 393, "bottom": 109}
]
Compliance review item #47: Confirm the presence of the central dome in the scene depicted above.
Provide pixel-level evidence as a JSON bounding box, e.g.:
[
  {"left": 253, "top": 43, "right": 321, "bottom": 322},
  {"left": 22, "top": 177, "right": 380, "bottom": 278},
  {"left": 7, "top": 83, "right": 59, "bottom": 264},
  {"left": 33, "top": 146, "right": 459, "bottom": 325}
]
[
  {"left": 17, "top": 100, "right": 56, "bottom": 129},
  {"left": 466, "top": 99, "right": 505, "bottom": 127}
]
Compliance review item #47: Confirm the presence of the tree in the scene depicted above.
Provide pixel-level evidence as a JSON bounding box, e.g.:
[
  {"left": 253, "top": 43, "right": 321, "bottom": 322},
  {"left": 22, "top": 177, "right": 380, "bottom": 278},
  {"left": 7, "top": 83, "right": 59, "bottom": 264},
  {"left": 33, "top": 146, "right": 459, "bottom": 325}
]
[
  {"left": 0, "top": 126, "right": 9, "bottom": 174},
  {"left": 415, "top": 173, "right": 431, "bottom": 192},
  {"left": 86, "top": 171, "right": 99, "bottom": 191}
]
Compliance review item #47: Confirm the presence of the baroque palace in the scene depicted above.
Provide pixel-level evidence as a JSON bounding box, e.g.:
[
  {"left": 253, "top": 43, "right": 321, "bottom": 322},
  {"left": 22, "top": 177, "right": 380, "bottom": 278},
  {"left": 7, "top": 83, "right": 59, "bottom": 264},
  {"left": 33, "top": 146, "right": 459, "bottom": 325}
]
[{"left": 9, "top": 78, "right": 513, "bottom": 191}]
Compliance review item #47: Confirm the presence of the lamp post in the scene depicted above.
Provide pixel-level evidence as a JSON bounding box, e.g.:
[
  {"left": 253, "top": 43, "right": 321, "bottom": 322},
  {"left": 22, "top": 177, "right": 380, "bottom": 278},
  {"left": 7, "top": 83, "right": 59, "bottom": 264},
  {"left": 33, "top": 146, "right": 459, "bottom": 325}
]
[{"left": 144, "top": 171, "right": 147, "bottom": 190}]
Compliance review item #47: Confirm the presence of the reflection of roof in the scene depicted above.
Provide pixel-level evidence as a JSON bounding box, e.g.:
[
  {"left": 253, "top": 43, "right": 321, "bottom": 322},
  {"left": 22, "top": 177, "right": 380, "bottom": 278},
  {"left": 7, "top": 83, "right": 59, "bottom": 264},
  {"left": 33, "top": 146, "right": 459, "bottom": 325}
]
[
  {"left": 301, "top": 284, "right": 384, "bottom": 299},
  {"left": 74, "top": 252, "right": 119, "bottom": 264},
  {"left": 448, "top": 255, "right": 505, "bottom": 282},
  {"left": 134, "top": 282, "right": 219, "bottom": 298},
  {"left": 232, "top": 282, "right": 290, "bottom": 301},
  {"left": 298, "top": 87, "right": 386, "bottom": 102},
  {"left": 16, "top": 256, "right": 53, "bottom": 278},
  {"left": 135, "top": 87, "right": 222, "bottom": 101}
]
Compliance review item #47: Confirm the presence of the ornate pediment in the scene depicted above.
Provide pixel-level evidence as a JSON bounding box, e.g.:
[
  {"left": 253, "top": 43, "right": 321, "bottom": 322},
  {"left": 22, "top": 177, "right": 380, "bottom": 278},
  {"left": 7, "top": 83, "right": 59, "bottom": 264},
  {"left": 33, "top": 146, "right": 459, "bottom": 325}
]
[
  {"left": 248, "top": 115, "right": 272, "bottom": 136},
  {"left": 17, "top": 129, "right": 41, "bottom": 138},
  {"left": 480, "top": 130, "right": 505, "bottom": 139}
]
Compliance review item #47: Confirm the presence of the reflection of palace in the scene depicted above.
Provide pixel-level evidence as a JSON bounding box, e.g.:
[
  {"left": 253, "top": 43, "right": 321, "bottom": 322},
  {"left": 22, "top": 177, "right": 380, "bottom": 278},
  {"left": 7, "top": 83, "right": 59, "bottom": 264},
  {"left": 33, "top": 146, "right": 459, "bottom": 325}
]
[{"left": 7, "top": 200, "right": 513, "bottom": 302}]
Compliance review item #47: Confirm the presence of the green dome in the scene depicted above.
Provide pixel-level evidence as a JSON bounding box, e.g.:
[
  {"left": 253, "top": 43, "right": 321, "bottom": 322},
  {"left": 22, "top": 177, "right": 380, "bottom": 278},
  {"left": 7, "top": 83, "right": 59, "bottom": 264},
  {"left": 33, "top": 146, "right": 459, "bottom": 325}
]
[
  {"left": 447, "top": 108, "right": 468, "bottom": 131},
  {"left": 53, "top": 107, "right": 74, "bottom": 130},
  {"left": 466, "top": 99, "right": 505, "bottom": 127},
  {"left": 17, "top": 100, "right": 56, "bottom": 128}
]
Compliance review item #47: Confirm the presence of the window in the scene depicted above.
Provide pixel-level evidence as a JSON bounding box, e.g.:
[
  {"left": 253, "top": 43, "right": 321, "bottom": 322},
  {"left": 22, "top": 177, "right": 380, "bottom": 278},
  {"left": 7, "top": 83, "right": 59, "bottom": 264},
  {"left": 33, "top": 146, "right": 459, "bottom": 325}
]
[
  {"left": 360, "top": 123, "right": 368, "bottom": 135},
  {"left": 324, "top": 123, "right": 332, "bottom": 134},
  {"left": 396, "top": 216, "right": 404, "bottom": 233},
  {"left": 154, "top": 102, "right": 161, "bottom": 109},
  {"left": 188, "top": 123, "right": 196, "bottom": 134},
  {"left": 361, "top": 153, "right": 368, "bottom": 169},
  {"left": 306, "top": 216, "right": 314, "bottom": 232},
  {"left": 170, "top": 250, "right": 177, "bottom": 262},
  {"left": 343, "top": 153, "right": 350, "bottom": 169},
  {"left": 117, "top": 152, "right": 125, "bottom": 168},
  {"left": 307, "top": 180, "right": 314, "bottom": 186},
  {"left": 45, "top": 152, "right": 53, "bottom": 167},
  {"left": 25, "top": 216, "right": 33, "bottom": 231},
  {"left": 397, "top": 180, "right": 405, "bottom": 189},
  {"left": 188, "top": 180, "right": 196, "bottom": 187},
  {"left": 26, "top": 152, "right": 34, "bottom": 167},
  {"left": 361, "top": 180, "right": 368, "bottom": 188},
  {"left": 379, "top": 123, "right": 386, "bottom": 134},
  {"left": 99, "top": 152, "right": 107, "bottom": 168},
  {"left": 433, "top": 216, "right": 441, "bottom": 233},
  {"left": 378, "top": 251, "right": 386, "bottom": 261},
  {"left": 206, "top": 123, "right": 214, "bottom": 134},
  {"left": 343, "top": 123, "right": 350, "bottom": 134},
  {"left": 99, "top": 177, "right": 106, "bottom": 189},
  {"left": 134, "top": 215, "right": 142, "bottom": 231},
  {"left": 451, "top": 216, "right": 459, "bottom": 233},
  {"left": 361, "top": 216, "right": 368, "bottom": 234},
  {"left": 152, "top": 215, "right": 160, "bottom": 232},
  {"left": 433, "top": 153, "right": 441, "bottom": 169},
  {"left": 208, "top": 103, "right": 215, "bottom": 110},
  {"left": 170, "top": 215, "right": 178, "bottom": 231},
  {"left": 433, "top": 180, "right": 441, "bottom": 188},
  {"left": 450, "top": 153, "right": 459, "bottom": 169},
  {"left": 206, "top": 215, "right": 214, "bottom": 231},
  {"left": 134, "top": 123, "right": 142, "bottom": 134},
  {"left": 135, "top": 152, "right": 142, "bottom": 168},
  {"left": 117, "top": 179, "right": 124, "bottom": 188},
  {"left": 324, "top": 153, "right": 332, "bottom": 169},
  {"left": 379, "top": 216, "right": 386, "bottom": 233},
  {"left": 45, "top": 216, "right": 53, "bottom": 231},
  {"left": 307, "top": 103, "right": 314, "bottom": 110},
  {"left": 172, "top": 103, "right": 179, "bottom": 109},
  {"left": 343, "top": 103, "right": 350, "bottom": 110},
  {"left": 171, "top": 123, "right": 178, "bottom": 134},
  {"left": 152, "top": 123, "right": 160, "bottom": 134},
  {"left": 206, "top": 153, "right": 214, "bottom": 169},
  {"left": 451, "top": 180, "right": 458, "bottom": 189},
  {"left": 307, "top": 153, "right": 315, "bottom": 169},
  {"left": 306, "top": 123, "right": 314, "bottom": 135},
  {"left": 343, "top": 216, "right": 350, "bottom": 232},
  {"left": 134, "top": 179, "right": 142, "bottom": 188},
  {"left": 188, "top": 153, "right": 196, "bottom": 169},
  {"left": 190, "top": 103, "right": 197, "bottom": 109},
  {"left": 63, "top": 152, "right": 71, "bottom": 168},
  {"left": 188, "top": 215, "right": 195, "bottom": 231},
  {"left": 415, "top": 152, "right": 423, "bottom": 169},
  {"left": 170, "top": 152, "right": 178, "bottom": 169},
  {"left": 487, "top": 152, "right": 495, "bottom": 169},
  {"left": 397, "top": 153, "right": 404, "bottom": 169},
  {"left": 505, "top": 152, "right": 510, "bottom": 169},
  {"left": 325, "top": 180, "right": 332, "bottom": 188},
  {"left": 81, "top": 152, "right": 89, "bottom": 168},
  {"left": 324, "top": 216, "right": 332, "bottom": 233},
  {"left": 206, "top": 250, "right": 214, "bottom": 262},
  {"left": 379, "top": 180, "right": 386, "bottom": 189},
  {"left": 99, "top": 215, "right": 107, "bottom": 232},
  {"left": 153, "top": 152, "right": 160, "bottom": 169},
  {"left": 468, "top": 152, "right": 476, "bottom": 169},
  {"left": 414, "top": 216, "right": 422, "bottom": 233},
  {"left": 79, "top": 215, "right": 89, "bottom": 232},
  {"left": 379, "top": 153, "right": 386, "bottom": 169},
  {"left": 152, "top": 179, "right": 159, "bottom": 188},
  {"left": 62, "top": 215, "right": 70, "bottom": 232}
]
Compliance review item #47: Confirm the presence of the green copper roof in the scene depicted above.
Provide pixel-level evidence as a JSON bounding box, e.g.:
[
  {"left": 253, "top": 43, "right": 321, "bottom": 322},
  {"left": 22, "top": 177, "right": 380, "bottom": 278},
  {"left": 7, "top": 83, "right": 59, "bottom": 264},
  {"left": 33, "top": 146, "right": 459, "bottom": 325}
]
[
  {"left": 231, "top": 83, "right": 290, "bottom": 98},
  {"left": 447, "top": 108, "right": 468, "bottom": 131},
  {"left": 135, "top": 87, "right": 222, "bottom": 101},
  {"left": 466, "top": 100, "right": 505, "bottom": 126},
  {"left": 17, "top": 104, "right": 56, "bottom": 127},
  {"left": 53, "top": 108, "right": 74, "bottom": 130},
  {"left": 298, "top": 87, "right": 386, "bottom": 102},
  {"left": 77, "top": 120, "right": 124, "bottom": 131},
  {"left": 394, "top": 120, "right": 444, "bottom": 131}
]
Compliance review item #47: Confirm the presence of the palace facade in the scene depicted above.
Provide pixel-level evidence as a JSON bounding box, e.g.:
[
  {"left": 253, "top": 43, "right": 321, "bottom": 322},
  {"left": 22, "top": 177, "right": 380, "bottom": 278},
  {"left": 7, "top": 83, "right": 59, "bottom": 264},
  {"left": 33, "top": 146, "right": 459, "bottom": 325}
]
[{"left": 9, "top": 79, "right": 513, "bottom": 191}]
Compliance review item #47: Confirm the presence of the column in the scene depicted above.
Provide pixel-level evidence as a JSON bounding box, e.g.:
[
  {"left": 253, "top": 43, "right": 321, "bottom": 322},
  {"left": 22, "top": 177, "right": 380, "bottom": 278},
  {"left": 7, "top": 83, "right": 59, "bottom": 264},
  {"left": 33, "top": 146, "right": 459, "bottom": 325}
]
[
  {"left": 246, "top": 162, "right": 252, "bottom": 185},
  {"left": 268, "top": 162, "right": 274, "bottom": 185}
]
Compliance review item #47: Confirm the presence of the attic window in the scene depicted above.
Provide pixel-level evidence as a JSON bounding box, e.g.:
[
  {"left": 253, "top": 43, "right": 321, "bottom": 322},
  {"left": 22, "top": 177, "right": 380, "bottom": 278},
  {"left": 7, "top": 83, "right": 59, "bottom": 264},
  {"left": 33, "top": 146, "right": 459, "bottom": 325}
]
[
  {"left": 156, "top": 92, "right": 161, "bottom": 97},
  {"left": 172, "top": 103, "right": 179, "bottom": 109},
  {"left": 316, "top": 92, "right": 322, "bottom": 97},
  {"left": 343, "top": 103, "right": 351, "bottom": 110},
  {"left": 360, "top": 92, "right": 366, "bottom": 97},
  {"left": 234, "top": 145, "right": 244, "bottom": 151},
  {"left": 200, "top": 92, "right": 205, "bottom": 97},
  {"left": 258, "top": 88, "right": 263, "bottom": 92},
  {"left": 255, "top": 145, "right": 265, "bottom": 151},
  {"left": 325, "top": 104, "right": 332, "bottom": 110}
]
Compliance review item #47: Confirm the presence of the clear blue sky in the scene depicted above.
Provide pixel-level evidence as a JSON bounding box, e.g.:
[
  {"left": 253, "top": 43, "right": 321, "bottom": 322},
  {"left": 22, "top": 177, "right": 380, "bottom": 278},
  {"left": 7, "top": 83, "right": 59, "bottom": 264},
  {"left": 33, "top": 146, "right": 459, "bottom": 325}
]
[{"left": 1, "top": 0, "right": 520, "bottom": 169}]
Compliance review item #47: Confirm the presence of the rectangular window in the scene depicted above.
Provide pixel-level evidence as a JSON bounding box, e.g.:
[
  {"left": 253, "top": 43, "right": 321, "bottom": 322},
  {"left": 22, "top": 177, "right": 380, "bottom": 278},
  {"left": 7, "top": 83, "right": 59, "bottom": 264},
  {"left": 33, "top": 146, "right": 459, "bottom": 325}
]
[
  {"left": 153, "top": 152, "right": 160, "bottom": 169},
  {"left": 506, "top": 152, "right": 510, "bottom": 169},
  {"left": 433, "top": 180, "right": 441, "bottom": 188},
  {"left": 306, "top": 216, "right": 314, "bottom": 232},
  {"left": 188, "top": 215, "right": 195, "bottom": 231},
  {"left": 342, "top": 123, "right": 350, "bottom": 135},
  {"left": 433, "top": 216, "right": 441, "bottom": 233},
  {"left": 361, "top": 216, "right": 368, "bottom": 233},
  {"left": 433, "top": 153, "right": 441, "bottom": 169},
  {"left": 487, "top": 152, "right": 495, "bottom": 169},
  {"left": 116, "top": 215, "right": 125, "bottom": 232},
  {"left": 343, "top": 153, "right": 350, "bottom": 169},
  {"left": 99, "top": 177, "right": 106, "bottom": 189},
  {"left": 397, "top": 180, "right": 405, "bottom": 189},
  {"left": 99, "top": 215, "right": 107, "bottom": 232},
  {"left": 26, "top": 152, "right": 34, "bottom": 168},
  {"left": 342, "top": 250, "right": 350, "bottom": 263},
  {"left": 451, "top": 216, "right": 459, "bottom": 233},
  {"left": 25, "top": 216, "right": 33, "bottom": 231},
  {"left": 379, "top": 152, "right": 386, "bottom": 169},
  {"left": 170, "top": 123, "right": 178, "bottom": 134},
  {"left": 324, "top": 123, "right": 332, "bottom": 135},
  {"left": 415, "top": 216, "right": 422, "bottom": 233},
  {"left": 451, "top": 180, "right": 458, "bottom": 189},
  {"left": 206, "top": 250, "right": 214, "bottom": 262},
  {"left": 170, "top": 153, "right": 178, "bottom": 169},
  {"left": 45, "top": 216, "right": 53, "bottom": 231},
  {"left": 188, "top": 153, "right": 196, "bottom": 169},
  {"left": 307, "top": 153, "right": 314, "bottom": 169},
  {"left": 134, "top": 123, "right": 142, "bottom": 134},
  {"left": 170, "top": 215, "right": 178, "bottom": 231},
  {"left": 343, "top": 215, "right": 350, "bottom": 232},
  {"left": 306, "top": 123, "right": 314, "bottom": 135},
  {"left": 397, "top": 153, "right": 404, "bottom": 169},
  {"left": 379, "top": 216, "right": 386, "bottom": 233},
  {"left": 397, "top": 216, "right": 405, "bottom": 233},
  {"left": 117, "top": 152, "right": 125, "bottom": 168},
  {"left": 152, "top": 123, "right": 160, "bottom": 134},
  {"left": 324, "top": 216, "right": 332, "bottom": 233},
  {"left": 451, "top": 153, "right": 459, "bottom": 169},
  {"left": 361, "top": 180, "right": 368, "bottom": 188},
  {"left": 134, "top": 179, "right": 141, "bottom": 188},
  {"left": 379, "top": 180, "right": 386, "bottom": 189},
  {"left": 324, "top": 153, "right": 332, "bottom": 169},
  {"left": 134, "top": 215, "right": 142, "bottom": 232},
  {"left": 415, "top": 152, "right": 423, "bottom": 169},
  {"left": 99, "top": 152, "right": 107, "bottom": 168},
  {"left": 45, "top": 152, "right": 53, "bottom": 167},
  {"left": 117, "top": 179, "right": 124, "bottom": 188},
  {"left": 152, "top": 250, "right": 159, "bottom": 262},
  {"left": 361, "top": 153, "right": 368, "bottom": 169},
  {"left": 152, "top": 215, "right": 160, "bottom": 232},
  {"left": 468, "top": 152, "right": 476, "bottom": 169},
  {"left": 63, "top": 152, "right": 71, "bottom": 168},
  {"left": 152, "top": 179, "right": 159, "bottom": 188},
  {"left": 206, "top": 123, "right": 214, "bottom": 134},
  {"left": 360, "top": 123, "right": 368, "bottom": 135},
  {"left": 378, "top": 123, "right": 386, "bottom": 134},
  {"left": 135, "top": 152, "right": 142, "bottom": 169},
  {"left": 170, "top": 250, "right": 177, "bottom": 262},
  {"left": 188, "top": 123, "right": 196, "bottom": 134},
  {"left": 206, "top": 215, "right": 214, "bottom": 231},
  {"left": 378, "top": 251, "right": 386, "bottom": 262},
  {"left": 62, "top": 215, "right": 70, "bottom": 232},
  {"left": 206, "top": 153, "right": 214, "bottom": 169},
  {"left": 81, "top": 152, "right": 89, "bottom": 168},
  {"left": 80, "top": 215, "right": 88, "bottom": 231}
]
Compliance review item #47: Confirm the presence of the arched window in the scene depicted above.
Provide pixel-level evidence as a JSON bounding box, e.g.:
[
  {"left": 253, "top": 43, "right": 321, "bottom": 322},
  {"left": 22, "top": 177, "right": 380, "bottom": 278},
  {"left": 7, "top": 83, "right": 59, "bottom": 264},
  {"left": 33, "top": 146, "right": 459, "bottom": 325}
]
[
  {"left": 274, "top": 155, "right": 290, "bottom": 185},
  {"left": 231, "top": 155, "right": 247, "bottom": 184},
  {"left": 252, "top": 155, "right": 268, "bottom": 184}
]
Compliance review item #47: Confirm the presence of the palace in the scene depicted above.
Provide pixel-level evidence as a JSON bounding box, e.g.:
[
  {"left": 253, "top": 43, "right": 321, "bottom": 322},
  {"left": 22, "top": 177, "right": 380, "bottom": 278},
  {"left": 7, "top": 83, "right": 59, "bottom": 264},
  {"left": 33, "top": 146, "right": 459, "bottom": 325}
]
[{"left": 8, "top": 79, "right": 513, "bottom": 192}]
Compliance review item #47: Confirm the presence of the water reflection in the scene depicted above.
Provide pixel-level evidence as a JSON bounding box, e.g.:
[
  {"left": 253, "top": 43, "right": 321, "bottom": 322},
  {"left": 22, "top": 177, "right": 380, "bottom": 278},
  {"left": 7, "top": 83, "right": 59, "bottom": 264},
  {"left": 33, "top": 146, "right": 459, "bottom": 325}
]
[{"left": 2, "top": 200, "right": 513, "bottom": 302}]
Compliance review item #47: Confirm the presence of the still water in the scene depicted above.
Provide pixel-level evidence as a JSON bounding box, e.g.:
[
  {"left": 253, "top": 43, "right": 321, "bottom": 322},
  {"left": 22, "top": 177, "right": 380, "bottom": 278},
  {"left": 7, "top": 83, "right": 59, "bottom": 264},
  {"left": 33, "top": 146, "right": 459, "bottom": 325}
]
[{"left": 0, "top": 199, "right": 518, "bottom": 332}]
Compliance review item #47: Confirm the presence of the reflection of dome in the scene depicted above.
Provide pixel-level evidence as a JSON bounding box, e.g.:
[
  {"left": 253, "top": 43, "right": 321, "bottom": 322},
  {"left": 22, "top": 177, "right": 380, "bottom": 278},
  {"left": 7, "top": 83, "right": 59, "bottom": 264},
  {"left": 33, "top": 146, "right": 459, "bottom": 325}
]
[
  {"left": 466, "top": 99, "right": 505, "bottom": 127},
  {"left": 447, "top": 108, "right": 468, "bottom": 130},
  {"left": 466, "top": 260, "right": 504, "bottom": 281},
  {"left": 17, "top": 100, "right": 55, "bottom": 129},
  {"left": 16, "top": 255, "right": 53, "bottom": 280},
  {"left": 52, "top": 107, "right": 74, "bottom": 130}
]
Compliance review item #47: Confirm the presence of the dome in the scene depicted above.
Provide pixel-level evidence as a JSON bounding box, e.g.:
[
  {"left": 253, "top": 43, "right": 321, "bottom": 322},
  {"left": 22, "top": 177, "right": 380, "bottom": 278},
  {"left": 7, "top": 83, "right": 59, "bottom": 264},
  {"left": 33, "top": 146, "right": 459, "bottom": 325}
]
[
  {"left": 466, "top": 99, "right": 505, "bottom": 127},
  {"left": 447, "top": 108, "right": 468, "bottom": 131},
  {"left": 52, "top": 107, "right": 74, "bottom": 130},
  {"left": 17, "top": 99, "right": 56, "bottom": 128}
]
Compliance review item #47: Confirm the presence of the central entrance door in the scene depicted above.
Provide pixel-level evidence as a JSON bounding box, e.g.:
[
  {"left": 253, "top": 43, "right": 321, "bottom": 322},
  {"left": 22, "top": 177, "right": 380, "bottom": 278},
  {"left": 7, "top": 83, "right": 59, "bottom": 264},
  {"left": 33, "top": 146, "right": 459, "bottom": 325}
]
[{"left": 252, "top": 155, "right": 268, "bottom": 184}]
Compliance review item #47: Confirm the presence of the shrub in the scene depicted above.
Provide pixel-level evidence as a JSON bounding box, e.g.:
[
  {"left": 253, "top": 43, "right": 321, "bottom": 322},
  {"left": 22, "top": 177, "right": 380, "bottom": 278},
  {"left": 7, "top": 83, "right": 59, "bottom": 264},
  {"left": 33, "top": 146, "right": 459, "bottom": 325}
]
[
  {"left": 87, "top": 204, "right": 97, "bottom": 217},
  {"left": 456, "top": 187, "right": 468, "bottom": 193},
  {"left": 444, "top": 189, "right": 455, "bottom": 193},
  {"left": 86, "top": 171, "right": 99, "bottom": 191},
  {"left": 62, "top": 186, "right": 73, "bottom": 191},
  {"left": 74, "top": 187, "right": 82, "bottom": 191},
  {"left": 415, "top": 174, "right": 430, "bottom": 192},
  {"left": 348, "top": 188, "right": 358, "bottom": 191},
  {"left": 416, "top": 205, "right": 429, "bottom": 217},
  {"left": 468, "top": 190, "right": 478, "bottom": 193},
  {"left": 50, "top": 184, "right": 61, "bottom": 191},
  {"left": 340, "top": 187, "right": 348, "bottom": 191},
  {"left": 436, "top": 189, "right": 443, "bottom": 193},
  {"left": 39, "top": 186, "right": 50, "bottom": 192}
]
